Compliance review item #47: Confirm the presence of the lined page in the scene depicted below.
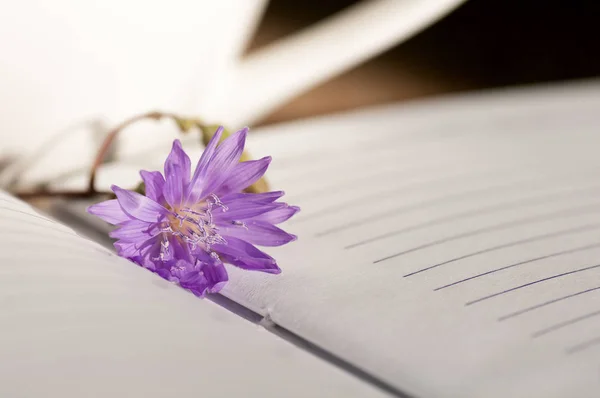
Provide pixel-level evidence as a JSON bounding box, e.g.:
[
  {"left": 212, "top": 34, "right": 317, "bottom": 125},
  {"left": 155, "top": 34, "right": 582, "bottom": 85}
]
[
  {"left": 219, "top": 81, "right": 600, "bottom": 398},
  {"left": 0, "top": 192, "right": 390, "bottom": 397}
]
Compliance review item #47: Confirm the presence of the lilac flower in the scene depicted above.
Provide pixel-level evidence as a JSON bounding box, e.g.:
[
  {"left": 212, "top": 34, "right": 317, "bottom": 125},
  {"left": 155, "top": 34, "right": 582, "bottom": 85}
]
[{"left": 88, "top": 127, "right": 299, "bottom": 297}]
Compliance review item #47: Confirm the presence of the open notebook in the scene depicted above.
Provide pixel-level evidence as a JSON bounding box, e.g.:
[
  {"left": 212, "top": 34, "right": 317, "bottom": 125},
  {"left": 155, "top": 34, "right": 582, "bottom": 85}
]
[
  {"left": 0, "top": 190, "right": 389, "bottom": 397},
  {"left": 6, "top": 79, "right": 600, "bottom": 397}
]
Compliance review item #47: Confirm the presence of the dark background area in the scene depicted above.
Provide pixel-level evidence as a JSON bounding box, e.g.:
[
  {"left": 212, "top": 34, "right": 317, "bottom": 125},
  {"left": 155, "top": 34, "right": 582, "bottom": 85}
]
[{"left": 250, "top": 0, "right": 599, "bottom": 124}]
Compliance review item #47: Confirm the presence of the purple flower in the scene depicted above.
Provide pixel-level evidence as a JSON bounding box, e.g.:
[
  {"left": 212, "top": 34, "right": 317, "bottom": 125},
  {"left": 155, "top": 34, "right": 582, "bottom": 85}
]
[{"left": 88, "top": 127, "right": 299, "bottom": 297}]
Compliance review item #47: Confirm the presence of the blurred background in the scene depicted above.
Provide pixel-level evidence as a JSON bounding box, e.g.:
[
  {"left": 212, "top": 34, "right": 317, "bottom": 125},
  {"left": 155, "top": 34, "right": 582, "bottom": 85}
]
[
  {"left": 252, "top": 0, "right": 599, "bottom": 125},
  {"left": 0, "top": 0, "right": 598, "bottom": 190}
]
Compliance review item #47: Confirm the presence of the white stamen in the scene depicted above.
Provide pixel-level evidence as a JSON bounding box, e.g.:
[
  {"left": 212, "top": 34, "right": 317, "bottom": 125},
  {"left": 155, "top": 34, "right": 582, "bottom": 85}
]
[
  {"left": 153, "top": 234, "right": 171, "bottom": 261},
  {"left": 158, "top": 194, "right": 228, "bottom": 258},
  {"left": 232, "top": 220, "right": 248, "bottom": 229}
]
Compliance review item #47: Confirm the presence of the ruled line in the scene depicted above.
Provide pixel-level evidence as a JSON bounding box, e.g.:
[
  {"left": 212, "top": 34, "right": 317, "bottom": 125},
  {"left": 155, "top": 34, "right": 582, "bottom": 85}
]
[
  {"left": 0, "top": 237, "right": 114, "bottom": 260},
  {"left": 0, "top": 207, "right": 79, "bottom": 238},
  {"left": 1, "top": 217, "right": 81, "bottom": 239},
  {"left": 0, "top": 206, "right": 59, "bottom": 225},
  {"left": 0, "top": 197, "right": 20, "bottom": 205},
  {"left": 498, "top": 286, "right": 600, "bottom": 321},
  {"left": 532, "top": 309, "right": 600, "bottom": 338},
  {"left": 373, "top": 202, "right": 600, "bottom": 264},
  {"left": 0, "top": 225, "right": 82, "bottom": 242},
  {"left": 273, "top": 124, "right": 482, "bottom": 174},
  {"left": 405, "top": 223, "right": 600, "bottom": 278},
  {"left": 281, "top": 144, "right": 406, "bottom": 183},
  {"left": 566, "top": 335, "right": 600, "bottom": 355},
  {"left": 296, "top": 168, "right": 496, "bottom": 223},
  {"left": 465, "top": 264, "right": 600, "bottom": 306},
  {"left": 289, "top": 165, "right": 438, "bottom": 202},
  {"left": 435, "top": 242, "right": 600, "bottom": 291},
  {"left": 316, "top": 177, "right": 549, "bottom": 237},
  {"left": 273, "top": 150, "right": 332, "bottom": 170},
  {"left": 289, "top": 169, "right": 398, "bottom": 202},
  {"left": 345, "top": 184, "right": 600, "bottom": 249}
]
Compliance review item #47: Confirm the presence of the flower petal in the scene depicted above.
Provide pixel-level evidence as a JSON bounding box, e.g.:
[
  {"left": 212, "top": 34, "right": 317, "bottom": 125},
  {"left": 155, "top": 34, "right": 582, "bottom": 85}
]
[
  {"left": 169, "top": 261, "right": 210, "bottom": 296},
  {"left": 114, "top": 241, "right": 139, "bottom": 258},
  {"left": 201, "top": 261, "right": 229, "bottom": 293},
  {"left": 199, "top": 128, "right": 248, "bottom": 197},
  {"left": 213, "top": 237, "right": 281, "bottom": 273},
  {"left": 164, "top": 140, "right": 191, "bottom": 185},
  {"left": 114, "top": 238, "right": 161, "bottom": 269},
  {"left": 213, "top": 203, "right": 281, "bottom": 223},
  {"left": 187, "top": 127, "right": 223, "bottom": 204},
  {"left": 87, "top": 199, "right": 131, "bottom": 225},
  {"left": 207, "top": 127, "right": 248, "bottom": 174},
  {"left": 109, "top": 220, "right": 159, "bottom": 243},
  {"left": 163, "top": 140, "right": 191, "bottom": 208},
  {"left": 164, "top": 164, "right": 186, "bottom": 209},
  {"left": 214, "top": 156, "right": 271, "bottom": 196},
  {"left": 167, "top": 234, "right": 194, "bottom": 264},
  {"left": 220, "top": 191, "right": 284, "bottom": 206},
  {"left": 112, "top": 185, "right": 169, "bottom": 223},
  {"left": 250, "top": 204, "right": 300, "bottom": 224},
  {"left": 140, "top": 170, "right": 166, "bottom": 204},
  {"left": 220, "top": 220, "right": 296, "bottom": 247}
]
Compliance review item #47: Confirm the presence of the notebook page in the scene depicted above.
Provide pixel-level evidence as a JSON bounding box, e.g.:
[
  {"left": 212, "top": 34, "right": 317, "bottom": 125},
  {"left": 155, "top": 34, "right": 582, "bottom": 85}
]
[
  {"left": 217, "top": 81, "right": 600, "bottom": 398},
  {"left": 0, "top": 192, "right": 390, "bottom": 397}
]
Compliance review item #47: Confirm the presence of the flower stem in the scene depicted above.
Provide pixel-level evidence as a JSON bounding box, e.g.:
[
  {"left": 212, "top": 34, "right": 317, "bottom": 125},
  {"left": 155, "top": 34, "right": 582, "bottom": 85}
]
[
  {"left": 11, "top": 111, "right": 269, "bottom": 201},
  {"left": 14, "top": 190, "right": 114, "bottom": 200},
  {"left": 87, "top": 111, "right": 169, "bottom": 194}
]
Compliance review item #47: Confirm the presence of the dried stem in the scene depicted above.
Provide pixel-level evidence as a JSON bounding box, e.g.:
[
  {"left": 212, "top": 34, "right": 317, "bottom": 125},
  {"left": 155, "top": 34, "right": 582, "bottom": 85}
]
[
  {"left": 11, "top": 110, "right": 268, "bottom": 202},
  {"left": 14, "top": 190, "right": 114, "bottom": 200},
  {"left": 12, "top": 111, "right": 181, "bottom": 201},
  {"left": 87, "top": 111, "right": 176, "bottom": 194}
]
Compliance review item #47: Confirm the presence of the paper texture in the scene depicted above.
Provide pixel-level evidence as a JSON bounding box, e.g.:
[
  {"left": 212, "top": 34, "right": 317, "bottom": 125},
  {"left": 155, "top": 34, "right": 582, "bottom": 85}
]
[
  {"left": 47, "top": 79, "right": 600, "bottom": 397},
  {"left": 0, "top": 192, "right": 390, "bottom": 398},
  {"left": 219, "top": 80, "right": 600, "bottom": 398}
]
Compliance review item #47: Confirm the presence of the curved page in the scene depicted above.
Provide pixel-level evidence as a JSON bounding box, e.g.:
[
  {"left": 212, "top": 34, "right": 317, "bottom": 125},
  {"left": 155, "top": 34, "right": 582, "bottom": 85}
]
[
  {"left": 220, "top": 80, "right": 600, "bottom": 398},
  {"left": 0, "top": 191, "right": 390, "bottom": 398}
]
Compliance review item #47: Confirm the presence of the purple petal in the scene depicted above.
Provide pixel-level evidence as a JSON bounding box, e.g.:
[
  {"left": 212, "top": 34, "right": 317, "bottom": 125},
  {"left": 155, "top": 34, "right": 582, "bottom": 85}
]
[
  {"left": 213, "top": 237, "right": 281, "bottom": 273},
  {"left": 207, "top": 127, "right": 248, "bottom": 174},
  {"left": 169, "top": 261, "right": 210, "bottom": 296},
  {"left": 87, "top": 199, "right": 131, "bottom": 225},
  {"left": 114, "top": 241, "right": 139, "bottom": 258},
  {"left": 114, "top": 239, "right": 161, "bottom": 270},
  {"left": 140, "top": 170, "right": 165, "bottom": 204},
  {"left": 213, "top": 203, "right": 280, "bottom": 223},
  {"left": 165, "top": 257, "right": 228, "bottom": 296},
  {"left": 164, "top": 164, "right": 185, "bottom": 209},
  {"left": 109, "top": 220, "right": 159, "bottom": 243},
  {"left": 200, "top": 261, "right": 229, "bottom": 293},
  {"left": 250, "top": 205, "right": 300, "bottom": 224},
  {"left": 215, "top": 156, "right": 271, "bottom": 196},
  {"left": 112, "top": 185, "right": 169, "bottom": 223},
  {"left": 163, "top": 140, "right": 191, "bottom": 208},
  {"left": 220, "top": 220, "right": 296, "bottom": 247},
  {"left": 199, "top": 128, "right": 248, "bottom": 197},
  {"left": 142, "top": 235, "right": 179, "bottom": 264},
  {"left": 164, "top": 140, "right": 191, "bottom": 184},
  {"left": 220, "top": 191, "right": 284, "bottom": 206},
  {"left": 167, "top": 235, "right": 194, "bottom": 264},
  {"left": 186, "top": 127, "right": 223, "bottom": 205}
]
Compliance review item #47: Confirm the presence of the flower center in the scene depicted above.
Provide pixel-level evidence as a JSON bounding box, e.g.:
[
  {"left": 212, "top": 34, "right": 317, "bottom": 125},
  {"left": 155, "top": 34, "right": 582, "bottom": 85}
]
[{"left": 156, "top": 194, "right": 228, "bottom": 261}]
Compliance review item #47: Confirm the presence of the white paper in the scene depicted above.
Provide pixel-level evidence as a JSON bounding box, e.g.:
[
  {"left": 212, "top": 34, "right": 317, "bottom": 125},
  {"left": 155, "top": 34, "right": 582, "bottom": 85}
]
[
  {"left": 48, "top": 79, "right": 600, "bottom": 397},
  {"left": 0, "top": 194, "right": 391, "bottom": 398},
  {"left": 220, "top": 80, "right": 600, "bottom": 398}
]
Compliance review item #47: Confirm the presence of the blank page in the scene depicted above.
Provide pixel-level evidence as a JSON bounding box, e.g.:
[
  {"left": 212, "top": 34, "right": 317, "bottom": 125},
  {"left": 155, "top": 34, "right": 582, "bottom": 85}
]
[
  {"left": 216, "top": 81, "right": 600, "bottom": 398},
  {"left": 50, "top": 80, "right": 600, "bottom": 397},
  {"left": 0, "top": 192, "right": 390, "bottom": 398}
]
